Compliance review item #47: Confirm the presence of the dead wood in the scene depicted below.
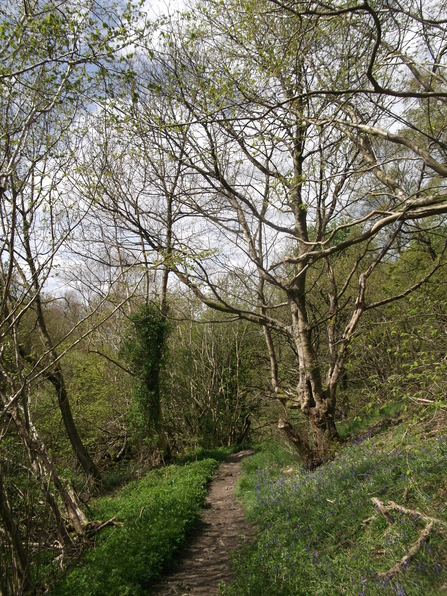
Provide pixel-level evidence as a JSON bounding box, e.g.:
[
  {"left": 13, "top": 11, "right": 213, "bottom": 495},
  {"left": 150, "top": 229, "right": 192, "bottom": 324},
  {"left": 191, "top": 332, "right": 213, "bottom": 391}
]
[
  {"left": 84, "top": 517, "right": 124, "bottom": 536},
  {"left": 371, "top": 498, "right": 446, "bottom": 579},
  {"left": 378, "top": 523, "right": 434, "bottom": 578},
  {"left": 383, "top": 499, "right": 445, "bottom": 532},
  {"left": 371, "top": 497, "right": 394, "bottom": 525}
]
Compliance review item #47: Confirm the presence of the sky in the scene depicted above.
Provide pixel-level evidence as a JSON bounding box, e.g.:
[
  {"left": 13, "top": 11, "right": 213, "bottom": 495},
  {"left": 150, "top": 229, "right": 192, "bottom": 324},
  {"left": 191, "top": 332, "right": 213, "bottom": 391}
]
[{"left": 146, "top": 0, "right": 185, "bottom": 19}]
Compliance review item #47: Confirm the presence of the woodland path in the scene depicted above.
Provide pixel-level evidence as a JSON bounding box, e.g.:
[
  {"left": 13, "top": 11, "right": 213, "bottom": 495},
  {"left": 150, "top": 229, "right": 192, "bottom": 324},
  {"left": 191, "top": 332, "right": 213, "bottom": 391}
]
[{"left": 150, "top": 450, "right": 255, "bottom": 595}]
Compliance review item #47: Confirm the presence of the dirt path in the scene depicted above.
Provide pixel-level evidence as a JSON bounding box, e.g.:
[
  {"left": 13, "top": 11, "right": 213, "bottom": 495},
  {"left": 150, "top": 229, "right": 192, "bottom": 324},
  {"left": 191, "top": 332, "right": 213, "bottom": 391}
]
[{"left": 150, "top": 450, "right": 255, "bottom": 595}]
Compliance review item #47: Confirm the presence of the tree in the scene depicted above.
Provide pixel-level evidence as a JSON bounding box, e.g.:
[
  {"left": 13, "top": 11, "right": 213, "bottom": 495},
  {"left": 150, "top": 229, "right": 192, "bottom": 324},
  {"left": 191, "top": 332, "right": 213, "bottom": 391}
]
[
  {"left": 0, "top": 0, "right": 146, "bottom": 590},
  {"left": 120, "top": 0, "right": 447, "bottom": 465},
  {"left": 121, "top": 302, "right": 170, "bottom": 458},
  {"left": 346, "top": 229, "right": 447, "bottom": 413},
  {"left": 162, "top": 295, "right": 264, "bottom": 449},
  {"left": 69, "top": 97, "right": 197, "bottom": 457}
]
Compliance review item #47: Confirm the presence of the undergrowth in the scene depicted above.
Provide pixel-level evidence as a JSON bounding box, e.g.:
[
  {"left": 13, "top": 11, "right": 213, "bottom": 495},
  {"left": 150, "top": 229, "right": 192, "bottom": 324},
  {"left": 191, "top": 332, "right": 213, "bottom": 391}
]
[
  {"left": 338, "top": 399, "right": 407, "bottom": 439},
  {"left": 52, "top": 458, "right": 218, "bottom": 596},
  {"left": 98, "top": 445, "right": 237, "bottom": 494},
  {"left": 222, "top": 416, "right": 447, "bottom": 595}
]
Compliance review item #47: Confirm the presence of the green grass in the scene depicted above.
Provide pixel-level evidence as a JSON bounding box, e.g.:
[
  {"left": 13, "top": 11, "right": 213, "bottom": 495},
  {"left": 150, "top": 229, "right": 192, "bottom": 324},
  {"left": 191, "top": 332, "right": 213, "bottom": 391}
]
[
  {"left": 222, "top": 421, "right": 447, "bottom": 595},
  {"left": 53, "top": 458, "right": 219, "bottom": 596},
  {"left": 97, "top": 445, "right": 237, "bottom": 494},
  {"left": 337, "top": 399, "right": 407, "bottom": 439}
]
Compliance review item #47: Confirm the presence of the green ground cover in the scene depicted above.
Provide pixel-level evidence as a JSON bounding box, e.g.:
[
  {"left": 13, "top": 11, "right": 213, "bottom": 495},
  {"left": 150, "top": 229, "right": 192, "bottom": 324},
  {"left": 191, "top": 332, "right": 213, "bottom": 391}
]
[
  {"left": 223, "top": 418, "right": 447, "bottom": 595},
  {"left": 53, "top": 458, "right": 219, "bottom": 596}
]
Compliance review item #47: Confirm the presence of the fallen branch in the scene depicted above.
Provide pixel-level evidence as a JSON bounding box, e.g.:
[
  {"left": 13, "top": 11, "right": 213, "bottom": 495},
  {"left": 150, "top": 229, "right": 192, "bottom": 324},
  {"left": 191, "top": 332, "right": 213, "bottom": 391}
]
[
  {"left": 378, "top": 523, "right": 434, "bottom": 578},
  {"left": 84, "top": 517, "right": 124, "bottom": 536},
  {"left": 384, "top": 500, "right": 446, "bottom": 532},
  {"left": 408, "top": 396, "right": 447, "bottom": 409},
  {"left": 371, "top": 498, "right": 447, "bottom": 579},
  {"left": 371, "top": 497, "right": 393, "bottom": 525},
  {"left": 371, "top": 498, "right": 446, "bottom": 530}
]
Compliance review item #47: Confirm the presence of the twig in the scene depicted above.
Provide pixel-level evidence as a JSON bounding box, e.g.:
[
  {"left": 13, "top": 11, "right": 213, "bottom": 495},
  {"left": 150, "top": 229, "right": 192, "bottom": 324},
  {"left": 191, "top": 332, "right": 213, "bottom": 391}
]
[
  {"left": 401, "top": 426, "right": 410, "bottom": 442},
  {"left": 402, "top": 487, "right": 408, "bottom": 504}
]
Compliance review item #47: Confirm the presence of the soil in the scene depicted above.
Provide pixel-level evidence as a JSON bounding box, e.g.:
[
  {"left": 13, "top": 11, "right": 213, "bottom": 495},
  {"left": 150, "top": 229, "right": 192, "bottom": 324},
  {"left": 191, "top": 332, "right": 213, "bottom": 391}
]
[{"left": 150, "top": 450, "right": 255, "bottom": 595}]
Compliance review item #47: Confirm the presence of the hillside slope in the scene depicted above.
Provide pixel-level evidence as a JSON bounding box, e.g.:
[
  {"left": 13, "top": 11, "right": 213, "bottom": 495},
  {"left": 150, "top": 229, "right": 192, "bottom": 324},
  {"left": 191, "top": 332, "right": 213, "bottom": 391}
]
[{"left": 223, "top": 409, "right": 447, "bottom": 595}]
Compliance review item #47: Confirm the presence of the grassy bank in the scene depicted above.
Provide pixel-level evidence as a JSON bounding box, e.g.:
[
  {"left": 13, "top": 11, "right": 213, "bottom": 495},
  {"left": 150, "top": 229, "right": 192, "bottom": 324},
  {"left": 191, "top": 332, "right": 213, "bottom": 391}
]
[
  {"left": 52, "top": 458, "right": 219, "bottom": 596},
  {"left": 223, "top": 415, "right": 447, "bottom": 595}
]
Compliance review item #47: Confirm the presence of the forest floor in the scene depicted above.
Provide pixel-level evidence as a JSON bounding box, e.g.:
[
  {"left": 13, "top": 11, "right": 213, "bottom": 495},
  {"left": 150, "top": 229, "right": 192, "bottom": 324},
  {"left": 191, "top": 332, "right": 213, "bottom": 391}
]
[{"left": 150, "top": 449, "right": 255, "bottom": 596}]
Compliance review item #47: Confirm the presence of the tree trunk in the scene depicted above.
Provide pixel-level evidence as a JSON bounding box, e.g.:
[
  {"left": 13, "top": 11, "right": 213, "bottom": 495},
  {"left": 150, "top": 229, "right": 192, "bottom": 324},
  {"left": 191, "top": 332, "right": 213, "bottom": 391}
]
[
  {"left": 0, "top": 467, "right": 33, "bottom": 594},
  {"left": 278, "top": 419, "right": 315, "bottom": 468},
  {"left": 46, "top": 366, "right": 101, "bottom": 481},
  {"left": 288, "top": 270, "right": 339, "bottom": 454},
  {"left": 155, "top": 191, "right": 172, "bottom": 462},
  {"left": 308, "top": 398, "right": 339, "bottom": 454},
  {"left": 285, "top": 108, "right": 340, "bottom": 461},
  {"left": 9, "top": 405, "right": 86, "bottom": 540},
  {"left": 22, "top": 220, "right": 100, "bottom": 481},
  {"left": 19, "top": 344, "right": 101, "bottom": 482}
]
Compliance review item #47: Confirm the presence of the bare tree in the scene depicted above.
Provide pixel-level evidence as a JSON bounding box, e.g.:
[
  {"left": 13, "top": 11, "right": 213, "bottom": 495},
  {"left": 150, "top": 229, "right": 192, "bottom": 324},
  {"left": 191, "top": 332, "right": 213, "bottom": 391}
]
[
  {"left": 70, "top": 102, "right": 199, "bottom": 457},
  {"left": 115, "top": 0, "right": 447, "bottom": 464}
]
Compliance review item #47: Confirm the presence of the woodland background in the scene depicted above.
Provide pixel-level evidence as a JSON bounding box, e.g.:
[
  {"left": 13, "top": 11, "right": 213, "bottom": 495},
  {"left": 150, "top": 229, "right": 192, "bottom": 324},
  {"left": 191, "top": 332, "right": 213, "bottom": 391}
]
[{"left": 1, "top": 0, "right": 447, "bottom": 592}]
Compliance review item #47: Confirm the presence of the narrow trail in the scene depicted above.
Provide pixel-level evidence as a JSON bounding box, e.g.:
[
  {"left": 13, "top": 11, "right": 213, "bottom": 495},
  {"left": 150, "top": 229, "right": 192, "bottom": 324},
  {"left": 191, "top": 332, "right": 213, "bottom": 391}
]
[{"left": 150, "top": 450, "right": 255, "bottom": 595}]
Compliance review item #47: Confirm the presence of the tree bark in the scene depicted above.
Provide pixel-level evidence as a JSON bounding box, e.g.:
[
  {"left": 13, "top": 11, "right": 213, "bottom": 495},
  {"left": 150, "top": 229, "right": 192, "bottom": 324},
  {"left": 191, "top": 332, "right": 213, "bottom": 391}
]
[
  {"left": 7, "top": 403, "right": 86, "bottom": 541},
  {"left": 0, "top": 467, "right": 33, "bottom": 593},
  {"left": 46, "top": 365, "right": 101, "bottom": 481},
  {"left": 19, "top": 344, "right": 101, "bottom": 482}
]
